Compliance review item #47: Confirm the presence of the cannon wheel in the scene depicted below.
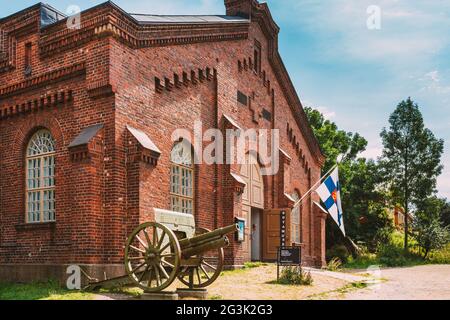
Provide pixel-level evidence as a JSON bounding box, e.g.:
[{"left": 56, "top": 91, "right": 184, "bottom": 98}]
[
  {"left": 177, "top": 227, "right": 224, "bottom": 288},
  {"left": 125, "top": 222, "right": 181, "bottom": 292}
]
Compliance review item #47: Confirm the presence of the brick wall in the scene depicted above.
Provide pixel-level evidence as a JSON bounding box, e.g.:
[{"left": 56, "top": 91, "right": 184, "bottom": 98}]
[{"left": 0, "top": 0, "right": 326, "bottom": 280}]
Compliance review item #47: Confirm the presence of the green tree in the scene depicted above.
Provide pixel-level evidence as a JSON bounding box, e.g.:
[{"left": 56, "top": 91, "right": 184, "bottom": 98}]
[
  {"left": 413, "top": 196, "right": 450, "bottom": 258},
  {"left": 305, "top": 107, "right": 393, "bottom": 251},
  {"left": 413, "top": 217, "right": 449, "bottom": 259},
  {"left": 380, "top": 98, "right": 444, "bottom": 250},
  {"left": 440, "top": 199, "right": 450, "bottom": 227},
  {"left": 304, "top": 107, "right": 367, "bottom": 172}
]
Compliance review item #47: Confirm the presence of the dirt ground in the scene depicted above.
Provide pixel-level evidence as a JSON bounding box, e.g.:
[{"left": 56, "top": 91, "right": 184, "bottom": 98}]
[
  {"left": 93, "top": 264, "right": 450, "bottom": 300},
  {"left": 94, "top": 264, "right": 350, "bottom": 300},
  {"left": 203, "top": 265, "right": 349, "bottom": 300},
  {"left": 329, "top": 264, "right": 450, "bottom": 300}
]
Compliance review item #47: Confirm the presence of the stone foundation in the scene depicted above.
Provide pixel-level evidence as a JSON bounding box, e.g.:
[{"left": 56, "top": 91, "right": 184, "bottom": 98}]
[{"left": 0, "top": 264, "right": 125, "bottom": 287}]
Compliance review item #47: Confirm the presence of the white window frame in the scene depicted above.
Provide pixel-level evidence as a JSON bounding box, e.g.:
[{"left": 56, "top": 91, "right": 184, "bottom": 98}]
[
  {"left": 25, "top": 129, "right": 56, "bottom": 223},
  {"left": 170, "top": 141, "right": 194, "bottom": 215},
  {"left": 291, "top": 191, "right": 301, "bottom": 244}
]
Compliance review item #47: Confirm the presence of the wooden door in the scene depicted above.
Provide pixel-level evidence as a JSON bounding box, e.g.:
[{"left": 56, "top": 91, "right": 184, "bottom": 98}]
[{"left": 262, "top": 208, "right": 291, "bottom": 260}]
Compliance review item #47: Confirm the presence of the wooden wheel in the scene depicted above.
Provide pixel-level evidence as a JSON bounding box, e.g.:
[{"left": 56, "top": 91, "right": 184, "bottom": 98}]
[
  {"left": 177, "top": 227, "right": 224, "bottom": 288},
  {"left": 125, "top": 222, "right": 181, "bottom": 292}
]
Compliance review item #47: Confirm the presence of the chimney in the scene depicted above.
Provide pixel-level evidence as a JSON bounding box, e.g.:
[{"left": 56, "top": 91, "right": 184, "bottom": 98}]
[{"left": 224, "top": 0, "right": 257, "bottom": 18}]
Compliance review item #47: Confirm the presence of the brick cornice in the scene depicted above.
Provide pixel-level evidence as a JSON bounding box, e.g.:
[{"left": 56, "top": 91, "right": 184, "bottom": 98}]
[
  {"left": 155, "top": 67, "right": 216, "bottom": 94},
  {"left": 0, "top": 88, "right": 73, "bottom": 120},
  {"left": 0, "top": 62, "right": 85, "bottom": 99}
]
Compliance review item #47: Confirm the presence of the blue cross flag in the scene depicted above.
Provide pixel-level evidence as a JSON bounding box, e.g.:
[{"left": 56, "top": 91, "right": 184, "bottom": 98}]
[{"left": 316, "top": 167, "right": 345, "bottom": 235}]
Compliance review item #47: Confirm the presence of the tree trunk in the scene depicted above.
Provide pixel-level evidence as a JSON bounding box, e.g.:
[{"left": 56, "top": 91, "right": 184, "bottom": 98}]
[
  {"left": 423, "top": 248, "right": 429, "bottom": 259},
  {"left": 404, "top": 143, "right": 409, "bottom": 252}
]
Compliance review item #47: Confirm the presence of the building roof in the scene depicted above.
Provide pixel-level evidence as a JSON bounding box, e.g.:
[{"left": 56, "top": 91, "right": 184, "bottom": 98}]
[
  {"left": 40, "top": 3, "right": 66, "bottom": 28},
  {"left": 130, "top": 14, "right": 248, "bottom": 24},
  {"left": 1, "top": 2, "right": 248, "bottom": 27}
]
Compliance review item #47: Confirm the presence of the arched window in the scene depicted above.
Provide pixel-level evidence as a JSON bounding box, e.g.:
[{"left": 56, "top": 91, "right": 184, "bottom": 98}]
[
  {"left": 170, "top": 140, "right": 194, "bottom": 214},
  {"left": 26, "top": 129, "right": 56, "bottom": 223},
  {"left": 291, "top": 191, "right": 301, "bottom": 244}
]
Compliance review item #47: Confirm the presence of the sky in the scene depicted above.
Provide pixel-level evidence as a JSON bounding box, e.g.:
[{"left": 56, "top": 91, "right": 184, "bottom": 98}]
[{"left": 2, "top": 0, "right": 449, "bottom": 198}]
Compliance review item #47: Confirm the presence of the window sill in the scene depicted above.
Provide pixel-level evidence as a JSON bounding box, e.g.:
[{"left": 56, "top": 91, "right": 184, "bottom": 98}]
[
  {"left": 291, "top": 242, "right": 305, "bottom": 247},
  {"left": 15, "top": 221, "right": 56, "bottom": 231}
]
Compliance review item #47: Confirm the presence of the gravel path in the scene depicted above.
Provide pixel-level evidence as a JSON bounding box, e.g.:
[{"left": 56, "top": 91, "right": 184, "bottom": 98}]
[
  {"left": 334, "top": 265, "right": 450, "bottom": 300},
  {"left": 92, "top": 264, "right": 450, "bottom": 300}
]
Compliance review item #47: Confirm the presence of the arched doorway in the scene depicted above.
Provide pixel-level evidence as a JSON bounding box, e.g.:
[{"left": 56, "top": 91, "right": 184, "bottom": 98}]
[{"left": 240, "top": 154, "right": 264, "bottom": 261}]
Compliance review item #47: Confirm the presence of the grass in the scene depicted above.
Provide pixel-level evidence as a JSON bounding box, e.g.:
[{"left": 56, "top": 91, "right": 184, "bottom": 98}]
[
  {"left": 341, "top": 231, "right": 450, "bottom": 269},
  {"left": 98, "top": 286, "right": 143, "bottom": 298},
  {"left": 307, "top": 281, "right": 369, "bottom": 300},
  {"left": 220, "top": 261, "right": 269, "bottom": 276},
  {"left": 0, "top": 281, "right": 94, "bottom": 300},
  {"left": 244, "top": 261, "right": 268, "bottom": 269}
]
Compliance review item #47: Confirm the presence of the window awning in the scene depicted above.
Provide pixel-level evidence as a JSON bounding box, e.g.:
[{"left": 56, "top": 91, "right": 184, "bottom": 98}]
[{"left": 127, "top": 125, "right": 161, "bottom": 155}]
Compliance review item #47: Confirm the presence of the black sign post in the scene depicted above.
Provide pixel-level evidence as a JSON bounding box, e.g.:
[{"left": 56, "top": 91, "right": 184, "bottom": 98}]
[
  {"left": 277, "top": 246, "right": 301, "bottom": 281},
  {"left": 280, "top": 210, "right": 286, "bottom": 247}
]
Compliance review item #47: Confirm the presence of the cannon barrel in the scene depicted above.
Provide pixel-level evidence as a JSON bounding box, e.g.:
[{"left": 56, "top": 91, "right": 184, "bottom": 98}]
[
  {"left": 182, "top": 236, "right": 230, "bottom": 258},
  {"left": 179, "top": 224, "right": 238, "bottom": 250}
]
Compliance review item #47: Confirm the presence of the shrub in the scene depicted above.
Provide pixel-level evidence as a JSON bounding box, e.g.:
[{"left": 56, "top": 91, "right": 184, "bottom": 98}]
[
  {"left": 326, "top": 245, "right": 350, "bottom": 263},
  {"left": 413, "top": 216, "right": 450, "bottom": 258},
  {"left": 278, "top": 266, "right": 313, "bottom": 286},
  {"left": 327, "top": 257, "right": 342, "bottom": 271},
  {"left": 428, "top": 244, "right": 450, "bottom": 264},
  {"left": 377, "top": 243, "right": 423, "bottom": 267}
]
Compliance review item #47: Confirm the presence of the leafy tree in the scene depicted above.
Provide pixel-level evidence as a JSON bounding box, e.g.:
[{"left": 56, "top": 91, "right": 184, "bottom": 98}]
[
  {"left": 380, "top": 98, "right": 444, "bottom": 250},
  {"left": 413, "top": 216, "right": 449, "bottom": 259},
  {"left": 305, "top": 107, "right": 393, "bottom": 251},
  {"left": 413, "top": 196, "right": 450, "bottom": 258},
  {"left": 304, "top": 107, "right": 367, "bottom": 172},
  {"left": 440, "top": 199, "right": 450, "bottom": 227}
]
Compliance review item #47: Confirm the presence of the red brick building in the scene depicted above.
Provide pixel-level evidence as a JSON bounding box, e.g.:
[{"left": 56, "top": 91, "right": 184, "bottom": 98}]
[{"left": 0, "top": 0, "right": 326, "bottom": 283}]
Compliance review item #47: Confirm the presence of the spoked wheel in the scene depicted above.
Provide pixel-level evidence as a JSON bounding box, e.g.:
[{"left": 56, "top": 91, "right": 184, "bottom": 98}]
[
  {"left": 177, "top": 227, "right": 224, "bottom": 288},
  {"left": 125, "top": 222, "right": 181, "bottom": 292}
]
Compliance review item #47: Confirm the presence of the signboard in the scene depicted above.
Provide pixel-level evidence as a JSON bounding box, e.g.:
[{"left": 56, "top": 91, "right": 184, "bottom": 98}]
[
  {"left": 279, "top": 210, "right": 287, "bottom": 247},
  {"left": 276, "top": 246, "right": 301, "bottom": 280},
  {"left": 278, "top": 246, "right": 301, "bottom": 265},
  {"left": 235, "top": 217, "right": 246, "bottom": 242}
]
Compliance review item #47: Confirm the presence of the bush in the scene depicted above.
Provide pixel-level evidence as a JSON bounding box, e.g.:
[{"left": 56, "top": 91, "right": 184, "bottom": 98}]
[
  {"left": 413, "top": 216, "right": 450, "bottom": 258},
  {"left": 377, "top": 243, "right": 423, "bottom": 267},
  {"left": 326, "top": 245, "right": 350, "bottom": 263},
  {"left": 327, "top": 257, "right": 342, "bottom": 271},
  {"left": 344, "top": 253, "right": 379, "bottom": 269},
  {"left": 278, "top": 266, "right": 313, "bottom": 286},
  {"left": 428, "top": 244, "right": 450, "bottom": 264}
]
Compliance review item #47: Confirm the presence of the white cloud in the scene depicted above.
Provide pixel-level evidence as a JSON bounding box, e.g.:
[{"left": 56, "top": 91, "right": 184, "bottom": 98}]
[
  {"left": 316, "top": 106, "right": 336, "bottom": 120},
  {"left": 418, "top": 70, "right": 450, "bottom": 95},
  {"left": 437, "top": 167, "right": 450, "bottom": 199},
  {"left": 360, "top": 146, "right": 383, "bottom": 160},
  {"left": 285, "top": 0, "right": 450, "bottom": 68}
]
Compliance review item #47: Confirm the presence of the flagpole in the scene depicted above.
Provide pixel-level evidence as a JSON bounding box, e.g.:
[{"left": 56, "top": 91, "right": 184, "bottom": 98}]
[{"left": 292, "top": 162, "right": 338, "bottom": 209}]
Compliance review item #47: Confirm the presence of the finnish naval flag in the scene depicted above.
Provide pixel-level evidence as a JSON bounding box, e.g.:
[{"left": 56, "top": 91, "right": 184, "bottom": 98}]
[{"left": 316, "top": 167, "right": 345, "bottom": 235}]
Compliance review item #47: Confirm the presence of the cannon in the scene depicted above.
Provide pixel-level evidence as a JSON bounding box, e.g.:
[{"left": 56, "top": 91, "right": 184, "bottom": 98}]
[{"left": 85, "top": 209, "right": 238, "bottom": 292}]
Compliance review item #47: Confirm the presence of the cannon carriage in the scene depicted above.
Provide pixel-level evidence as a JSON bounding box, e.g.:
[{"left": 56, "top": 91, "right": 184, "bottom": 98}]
[{"left": 86, "top": 209, "right": 238, "bottom": 292}]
